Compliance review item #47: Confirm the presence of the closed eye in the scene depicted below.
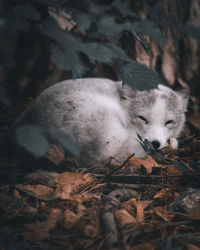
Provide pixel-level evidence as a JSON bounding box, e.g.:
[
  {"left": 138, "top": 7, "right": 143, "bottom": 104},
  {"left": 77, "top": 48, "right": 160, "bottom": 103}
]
[
  {"left": 165, "top": 120, "right": 174, "bottom": 126},
  {"left": 138, "top": 116, "right": 148, "bottom": 124}
]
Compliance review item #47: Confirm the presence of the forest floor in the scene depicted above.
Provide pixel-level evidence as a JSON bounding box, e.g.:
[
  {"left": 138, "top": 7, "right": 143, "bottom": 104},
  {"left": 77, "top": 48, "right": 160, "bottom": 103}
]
[{"left": 0, "top": 96, "right": 200, "bottom": 250}]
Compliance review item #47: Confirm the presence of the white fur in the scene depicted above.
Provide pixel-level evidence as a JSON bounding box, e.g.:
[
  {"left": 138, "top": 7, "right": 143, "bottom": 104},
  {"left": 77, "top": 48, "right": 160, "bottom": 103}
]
[
  {"left": 144, "top": 97, "right": 168, "bottom": 148},
  {"left": 17, "top": 78, "right": 188, "bottom": 165}
]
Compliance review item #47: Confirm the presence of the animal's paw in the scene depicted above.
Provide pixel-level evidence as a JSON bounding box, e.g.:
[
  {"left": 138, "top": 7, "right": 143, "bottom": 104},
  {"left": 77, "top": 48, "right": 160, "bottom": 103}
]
[{"left": 169, "top": 137, "right": 178, "bottom": 149}]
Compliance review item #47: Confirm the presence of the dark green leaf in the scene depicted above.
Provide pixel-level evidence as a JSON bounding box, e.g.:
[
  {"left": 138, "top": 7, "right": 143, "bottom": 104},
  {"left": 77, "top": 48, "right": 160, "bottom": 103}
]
[
  {"left": 98, "top": 16, "right": 129, "bottom": 39},
  {"left": 14, "top": 4, "right": 40, "bottom": 21},
  {"left": 41, "top": 18, "right": 89, "bottom": 78},
  {"left": 147, "top": 3, "right": 169, "bottom": 25},
  {"left": 15, "top": 125, "right": 48, "bottom": 158},
  {"left": 137, "top": 133, "right": 143, "bottom": 142},
  {"left": 10, "top": 4, "right": 40, "bottom": 33},
  {"left": 133, "top": 19, "right": 167, "bottom": 46},
  {"left": 112, "top": 0, "right": 138, "bottom": 18},
  {"left": 74, "top": 13, "right": 91, "bottom": 32},
  {"left": 48, "top": 128, "right": 79, "bottom": 157},
  {"left": 190, "top": 162, "right": 200, "bottom": 173},
  {"left": 173, "top": 161, "right": 188, "bottom": 173},
  {"left": 182, "top": 24, "right": 200, "bottom": 41},
  {"left": 120, "top": 62, "right": 159, "bottom": 90},
  {"left": 83, "top": 42, "right": 113, "bottom": 64},
  {"left": 83, "top": 42, "right": 131, "bottom": 64},
  {"left": 141, "top": 139, "right": 155, "bottom": 155},
  {"left": 137, "top": 134, "right": 155, "bottom": 155}
]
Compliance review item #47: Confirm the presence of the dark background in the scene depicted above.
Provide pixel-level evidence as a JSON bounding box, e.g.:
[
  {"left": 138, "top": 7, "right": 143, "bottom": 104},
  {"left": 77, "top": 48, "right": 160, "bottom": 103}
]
[{"left": 0, "top": 0, "right": 200, "bottom": 118}]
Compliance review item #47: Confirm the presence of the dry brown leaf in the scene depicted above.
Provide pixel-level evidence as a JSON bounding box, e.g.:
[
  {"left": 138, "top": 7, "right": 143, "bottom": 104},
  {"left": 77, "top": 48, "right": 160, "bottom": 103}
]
[
  {"left": 164, "top": 165, "right": 183, "bottom": 175},
  {"left": 162, "top": 49, "right": 176, "bottom": 85},
  {"left": 13, "top": 189, "right": 21, "bottom": 199},
  {"left": 25, "top": 170, "right": 58, "bottom": 186},
  {"left": 161, "top": 28, "right": 176, "bottom": 86},
  {"left": 131, "top": 242, "right": 156, "bottom": 250},
  {"left": 123, "top": 199, "right": 152, "bottom": 218},
  {"left": 153, "top": 206, "right": 175, "bottom": 222},
  {"left": 185, "top": 244, "right": 200, "bottom": 250},
  {"left": 136, "top": 203, "right": 145, "bottom": 222},
  {"left": 63, "top": 209, "right": 80, "bottom": 230},
  {"left": 115, "top": 208, "right": 137, "bottom": 228},
  {"left": 75, "top": 208, "right": 100, "bottom": 238},
  {"left": 139, "top": 200, "right": 153, "bottom": 210},
  {"left": 136, "top": 38, "right": 150, "bottom": 68},
  {"left": 132, "top": 199, "right": 152, "bottom": 222},
  {"left": 188, "top": 113, "right": 200, "bottom": 129},
  {"left": 48, "top": 7, "right": 76, "bottom": 30},
  {"left": 0, "top": 193, "right": 36, "bottom": 216},
  {"left": 54, "top": 172, "right": 94, "bottom": 199},
  {"left": 24, "top": 208, "right": 63, "bottom": 241},
  {"left": 128, "top": 155, "right": 160, "bottom": 174},
  {"left": 174, "top": 225, "right": 197, "bottom": 234},
  {"left": 154, "top": 188, "right": 179, "bottom": 202},
  {"left": 80, "top": 192, "right": 102, "bottom": 203},
  {"left": 17, "top": 184, "right": 54, "bottom": 201},
  {"left": 122, "top": 199, "right": 137, "bottom": 214},
  {"left": 45, "top": 144, "right": 65, "bottom": 165}
]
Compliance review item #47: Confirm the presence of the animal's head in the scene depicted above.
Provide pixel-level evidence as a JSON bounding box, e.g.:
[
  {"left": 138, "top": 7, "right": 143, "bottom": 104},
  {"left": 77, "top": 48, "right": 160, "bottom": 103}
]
[{"left": 122, "top": 84, "right": 189, "bottom": 150}]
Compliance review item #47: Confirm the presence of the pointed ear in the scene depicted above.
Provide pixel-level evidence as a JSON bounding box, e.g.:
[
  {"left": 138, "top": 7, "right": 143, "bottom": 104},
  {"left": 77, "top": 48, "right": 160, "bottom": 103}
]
[
  {"left": 177, "top": 89, "right": 189, "bottom": 111},
  {"left": 120, "top": 85, "right": 136, "bottom": 100},
  {"left": 158, "top": 84, "right": 171, "bottom": 92}
]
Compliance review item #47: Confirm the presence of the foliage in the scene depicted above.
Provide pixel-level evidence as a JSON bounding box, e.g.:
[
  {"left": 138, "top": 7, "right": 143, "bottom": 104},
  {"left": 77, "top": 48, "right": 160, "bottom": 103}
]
[
  {"left": 1, "top": 0, "right": 200, "bottom": 157},
  {"left": 1, "top": 0, "right": 200, "bottom": 88},
  {"left": 15, "top": 125, "right": 49, "bottom": 157},
  {"left": 0, "top": 0, "right": 169, "bottom": 89}
]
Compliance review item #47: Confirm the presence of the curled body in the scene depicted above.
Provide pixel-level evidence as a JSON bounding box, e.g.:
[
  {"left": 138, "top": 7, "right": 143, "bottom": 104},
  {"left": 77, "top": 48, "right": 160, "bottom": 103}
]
[{"left": 15, "top": 78, "right": 189, "bottom": 165}]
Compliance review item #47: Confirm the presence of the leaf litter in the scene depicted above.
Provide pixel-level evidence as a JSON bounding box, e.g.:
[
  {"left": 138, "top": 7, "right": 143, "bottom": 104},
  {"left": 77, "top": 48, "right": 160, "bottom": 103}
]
[
  {"left": 1, "top": 104, "right": 200, "bottom": 250},
  {"left": 1, "top": 129, "right": 200, "bottom": 250}
]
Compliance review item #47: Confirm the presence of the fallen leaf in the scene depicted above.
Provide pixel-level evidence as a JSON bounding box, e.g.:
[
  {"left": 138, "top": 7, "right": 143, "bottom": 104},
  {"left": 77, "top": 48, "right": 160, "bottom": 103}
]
[
  {"left": 25, "top": 170, "right": 58, "bottom": 187},
  {"left": 80, "top": 192, "right": 102, "bottom": 203},
  {"left": 48, "top": 7, "right": 76, "bottom": 30},
  {"left": 131, "top": 242, "right": 156, "bottom": 250},
  {"left": 174, "top": 224, "right": 197, "bottom": 234},
  {"left": 115, "top": 208, "right": 137, "bottom": 228},
  {"left": 13, "top": 189, "right": 21, "bottom": 199},
  {"left": 130, "top": 199, "right": 152, "bottom": 222},
  {"left": 45, "top": 144, "right": 65, "bottom": 165},
  {"left": 123, "top": 199, "right": 152, "bottom": 220},
  {"left": 185, "top": 244, "right": 200, "bottom": 250},
  {"left": 162, "top": 49, "right": 176, "bottom": 85},
  {"left": 153, "top": 206, "right": 175, "bottom": 222},
  {"left": 122, "top": 199, "right": 137, "bottom": 214},
  {"left": 128, "top": 155, "right": 160, "bottom": 174},
  {"left": 75, "top": 208, "right": 100, "bottom": 238},
  {"left": 164, "top": 164, "right": 182, "bottom": 175},
  {"left": 154, "top": 188, "right": 179, "bottom": 202},
  {"left": 0, "top": 193, "right": 36, "bottom": 216},
  {"left": 55, "top": 172, "right": 95, "bottom": 199},
  {"left": 138, "top": 200, "right": 153, "bottom": 210},
  {"left": 24, "top": 208, "right": 63, "bottom": 241},
  {"left": 63, "top": 209, "right": 80, "bottom": 230},
  {"left": 136, "top": 203, "right": 145, "bottom": 222},
  {"left": 16, "top": 184, "right": 54, "bottom": 201}
]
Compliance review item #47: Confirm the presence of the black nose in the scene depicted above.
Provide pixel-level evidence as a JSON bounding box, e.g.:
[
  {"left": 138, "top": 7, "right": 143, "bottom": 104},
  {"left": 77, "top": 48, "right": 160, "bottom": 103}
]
[{"left": 151, "top": 140, "right": 161, "bottom": 149}]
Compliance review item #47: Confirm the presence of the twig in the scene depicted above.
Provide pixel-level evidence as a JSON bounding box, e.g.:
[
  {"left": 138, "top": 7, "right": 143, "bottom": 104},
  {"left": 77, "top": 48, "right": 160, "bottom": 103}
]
[{"left": 100, "top": 153, "right": 135, "bottom": 182}]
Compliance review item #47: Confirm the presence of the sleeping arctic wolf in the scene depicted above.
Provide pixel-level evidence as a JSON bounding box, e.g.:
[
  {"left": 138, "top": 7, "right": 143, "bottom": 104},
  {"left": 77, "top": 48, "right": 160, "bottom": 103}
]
[{"left": 16, "top": 78, "right": 189, "bottom": 165}]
